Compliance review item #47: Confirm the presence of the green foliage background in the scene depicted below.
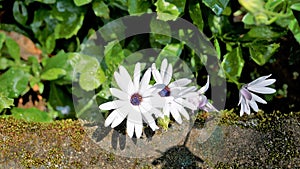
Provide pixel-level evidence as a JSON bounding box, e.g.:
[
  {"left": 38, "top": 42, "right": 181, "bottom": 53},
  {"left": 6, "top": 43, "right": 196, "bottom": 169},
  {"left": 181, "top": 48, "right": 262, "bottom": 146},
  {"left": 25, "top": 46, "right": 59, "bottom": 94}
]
[{"left": 0, "top": 0, "right": 299, "bottom": 121}]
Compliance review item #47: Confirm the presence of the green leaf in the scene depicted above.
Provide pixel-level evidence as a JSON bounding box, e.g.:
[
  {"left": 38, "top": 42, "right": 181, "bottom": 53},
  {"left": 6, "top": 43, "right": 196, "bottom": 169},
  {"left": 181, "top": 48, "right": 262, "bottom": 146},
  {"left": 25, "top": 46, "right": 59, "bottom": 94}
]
[
  {"left": 242, "top": 26, "right": 284, "bottom": 40},
  {"left": 0, "top": 57, "right": 14, "bottom": 70},
  {"left": 202, "top": 0, "right": 230, "bottom": 15},
  {"left": 249, "top": 42, "right": 280, "bottom": 66},
  {"left": 157, "top": 115, "right": 170, "bottom": 131},
  {"left": 92, "top": 0, "right": 110, "bottom": 19},
  {"left": 150, "top": 17, "right": 171, "bottom": 45},
  {"left": 5, "top": 37, "right": 20, "bottom": 61},
  {"left": 11, "top": 107, "right": 53, "bottom": 122},
  {"left": 288, "top": 19, "right": 300, "bottom": 44},
  {"left": 40, "top": 68, "right": 67, "bottom": 80},
  {"left": 128, "top": 0, "right": 151, "bottom": 15},
  {"left": 104, "top": 40, "right": 125, "bottom": 73},
  {"left": 0, "top": 93, "right": 14, "bottom": 112},
  {"left": 13, "top": 1, "right": 28, "bottom": 25},
  {"left": 221, "top": 46, "right": 244, "bottom": 81},
  {"left": 189, "top": 2, "right": 204, "bottom": 31},
  {"left": 291, "top": 3, "right": 300, "bottom": 11},
  {"left": 156, "top": 43, "right": 184, "bottom": 65},
  {"left": 0, "top": 30, "right": 6, "bottom": 50},
  {"left": 242, "top": 13, "right": 255, "bottom": 25},
  {"left": 42, "top": 52, "right": 77, "bottom": 84},
  {"left": 0, "top": 68, "right": 29, "bottom": 98},
  {"left": 25, "top": 0, "right": 56, "bottom": 4},
  {"left": 54, "top": 13, "right": 85, "bottom": 39},
  {"left": 73, "top": 0, "right": 92, "bottom": 6},
  {"left": 155, "top": 0, "right": 180, "bottom": 21}
]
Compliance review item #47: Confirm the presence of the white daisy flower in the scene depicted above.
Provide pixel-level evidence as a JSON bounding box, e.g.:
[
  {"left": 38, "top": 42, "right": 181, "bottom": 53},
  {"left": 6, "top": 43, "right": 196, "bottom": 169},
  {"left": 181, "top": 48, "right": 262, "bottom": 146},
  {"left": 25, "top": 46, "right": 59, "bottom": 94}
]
[
  {"left": 151, "top": 59, "right": 198, "bottom": 124},
  {"left": 238, "top": 74, "right": 276, "bottom": 116},
  {"left": 99, "top": 63, "right": 164, "bottom": 138},
  {"left": 189, "top": 76, "right": 218, "bottom": 112}
]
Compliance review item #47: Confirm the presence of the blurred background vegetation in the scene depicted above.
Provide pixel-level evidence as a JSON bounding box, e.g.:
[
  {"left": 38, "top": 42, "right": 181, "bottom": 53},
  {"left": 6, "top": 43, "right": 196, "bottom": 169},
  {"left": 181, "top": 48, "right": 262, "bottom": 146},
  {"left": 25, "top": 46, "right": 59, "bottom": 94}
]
[{"left": 0, "top": 0, "right": 299, "bottom": 122}]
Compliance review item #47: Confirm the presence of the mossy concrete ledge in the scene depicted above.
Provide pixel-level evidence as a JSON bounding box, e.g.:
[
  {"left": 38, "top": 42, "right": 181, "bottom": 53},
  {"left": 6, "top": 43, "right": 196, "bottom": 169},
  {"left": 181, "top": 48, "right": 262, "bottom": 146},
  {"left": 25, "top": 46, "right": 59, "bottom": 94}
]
[{"left": 0, "top": 111, "right": 299, "bottom": 168}]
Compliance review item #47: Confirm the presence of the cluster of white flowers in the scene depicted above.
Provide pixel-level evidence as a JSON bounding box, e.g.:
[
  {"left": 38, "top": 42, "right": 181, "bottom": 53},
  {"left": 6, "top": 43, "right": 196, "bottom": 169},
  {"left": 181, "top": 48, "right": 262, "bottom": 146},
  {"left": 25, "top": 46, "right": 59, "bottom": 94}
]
[
  {"left": 99, "top": 58, "right": 277, "bottom": 138},
  {"left": 99, "top": 59, "right": 215, "bottom": 138}
]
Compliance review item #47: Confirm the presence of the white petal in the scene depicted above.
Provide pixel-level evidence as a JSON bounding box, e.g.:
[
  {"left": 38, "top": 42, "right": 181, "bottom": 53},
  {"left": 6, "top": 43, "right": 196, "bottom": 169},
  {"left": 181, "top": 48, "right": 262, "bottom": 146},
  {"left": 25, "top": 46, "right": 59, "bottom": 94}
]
[
  {"left": 118, "top": 66, "right": 135, "bottom": 94},
  {"left": 249, "top": 99, "right": 259, "bottom": 112},
  {"left": 251, "top": 93, "right": 267, "bottom": 104},
  {"left": 127, "top": 120, "right": 134, "bottom": 138},
  {"left": 133, "top": 62, "right": 141, "bottom": 91},
  {"left": 247, "top": 86, "right": 276, "bottom": 94},
  {"left": 146, "top": 96, "right": 166, "bottom": 108},
  {"left": 104, "top": 109, "right": 118, "bottom": 127},
  {"left": 151, "top": 63, "right": 163, "bottom": 84},
  {"left": 127, "top": 109, "right": 142, "bottom": 138},
  {"left": 248, "top": 74, "right": 272, "bottom": 86},
  {"left": 163, "top": 103, "right": 171, "bottom": 117},
  {"left": 139, "top": 68, "right": 151, "bottom": 93},
  {"left": 174, "top": 102, "right": 190, "bottom": 120},
  {"left": 198, "top": 76, "right": 210, "bottom": 94},
  {"left": 110, "top": 88, "right": 129, "bottom": 100},
  {"left": 134, "top": 123, "right": 143, "bottom": 138},
  {"left": 169, "top": 78, "right": 191, "bottom": 88},
  {"left": 99, "top": 100, "right": 126, "bottom": 110},
  {"left": 141, "top": 110, "right": 159, "bottom": 131},
  {"left": 252, "top": 79, "right": 276, "bottom": 87},
  {"left": 160, "top": 59, "right": 168, "bottom": 80},
  {"left": 175, "top": 98, "right": 197, "bottom": 110},
  {"left": 163, "top": 63, "right": 173, "bottom": 85},
  {"left": 111, "top": 110, "right": 127, "bottom": 128},
  {"left": 170, "top": 105, "right": 182, "bottom": 124}
]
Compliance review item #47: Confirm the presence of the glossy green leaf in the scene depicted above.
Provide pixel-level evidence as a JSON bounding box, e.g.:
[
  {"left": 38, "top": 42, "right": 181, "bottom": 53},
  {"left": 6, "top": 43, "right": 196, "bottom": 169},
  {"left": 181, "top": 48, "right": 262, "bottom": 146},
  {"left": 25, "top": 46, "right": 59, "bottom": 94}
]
[
  {"left": 221, "top": 46, "right": 244, "bottom": 81},
  {"left": 243, "top": 26, "right": 284, "bottom": 40},
  {"left": 92, "top": 0, "right": 110, "bottom": 19},
  {"left": 74, "top": 0, "right": 92, "bottom": 6},
  {"left": 291, "top": 3, "right": 300, "bottom": 11},
  {"left": 13, "top": 1, "right": 28, "bottom": 25},
  {"left": 104, "top": 40, "right": 125, "bottom": 73},
  {"left": 5, "top": 37, "right": 20, "bottom": 61},
  {"left": 25, "top": 0, "right": 56, "bottom": 4},
  {"left": 150, "top": 17, "right": 171, "bottom": 45},
  {"left": 242, "top": 13, "right": 255, "bottom": 25},
  {"left": 40, "top": 68, "right": 67, "bottom": 80},
  {"left": 0, "top": 68, "right": 29, "bottom": 98},
  {"left": 0, "top": 57, "right": 14, "bottom": 70},
  {"left": 249, "top": 43, "right": 280, "bottom": 66},
  {"left": 0, "top": 93, "right": 14, "bottom": 112},
  {"left": 11, "top": 107, "right": 53, "bottom": 122},
  {"left": 0, "top": 30, "right": 6, "bottom": 50},
  {"left": 155, "top": 0, "right": 180, "bottom": 21},
  {"left": 189, "top": 2, "right": 204, "bottom": 31},
  {"left": 203, "top": 0, "right": 230, "bottom": 15},
  {"left": 42, "top": 52, "right": 77, "bottom": 84},
  {"left": 54, "top": 13, "right": 85, "bottom": 39},
  {"left": 128, "top": 0, "right": 150, "bottom": 15},
  {"left": 288, "top": 19, "right": 300, "bottom": 44},
  {"left": 156, "top": 43, "right": 184, "bottom": 65}
]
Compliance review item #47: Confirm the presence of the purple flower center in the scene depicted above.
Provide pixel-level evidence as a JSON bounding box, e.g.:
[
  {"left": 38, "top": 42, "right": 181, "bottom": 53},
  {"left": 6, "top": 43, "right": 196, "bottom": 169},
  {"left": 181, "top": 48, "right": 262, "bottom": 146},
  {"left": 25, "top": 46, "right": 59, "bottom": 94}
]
[
  {"left": 130, "top": 93, "right": 142, "bottom": 106},
  {"left": 159, "top": 86, "right": 171, "bottom": 97}
]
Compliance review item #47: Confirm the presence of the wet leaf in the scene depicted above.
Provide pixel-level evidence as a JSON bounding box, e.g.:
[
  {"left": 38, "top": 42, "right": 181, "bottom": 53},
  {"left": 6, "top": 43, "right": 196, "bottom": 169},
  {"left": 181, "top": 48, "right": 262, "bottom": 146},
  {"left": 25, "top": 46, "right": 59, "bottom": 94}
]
[
  {"left": 0, "top": 93, "right": 14, "bottom": 112},
  {"left": 249, "top": 42, "right": 280, "bottom": 66},
  {"left": 11, "top": 107, "right": 53, "bottom": 122},
  {"left": 92, "top": 0, "right": 110, "bottom": 19},
  {"left": 288, "top": 19, "right": 300, "bottom": 44},
  {"left": 202, "top": 0, "right": 230, "bottom": 15},
  {"left": 128, "top": 0, "right": 150, "bottom": 15},
  {"left": 189, "top": 1, "right": 204, "bottom": 31},
  {"left": 40, "top": 68, "right": 67, "bottom": 80},
  {"left": 13, "top": 1, "right": 28, "bottom": 25},
  {"left": 74, "top": 0, "right": 92, "bottom": 6},
  {"left": 5, "top": 37, "right": 20, "bottom": 61},
  {"left": 104, "top": 40, "right": 125, "bottom": 74},
  {"left": 155, "top": 0, "right": 181, "bottom": 21},
  {"left": 150, "top": 17, "right": 171, "bottom": 45},
  {"left": 221, "top": 46, "right": 244, "bottom": 81},
  {"left": 0, "top": 68, "right": 29, "bottom": 98}
]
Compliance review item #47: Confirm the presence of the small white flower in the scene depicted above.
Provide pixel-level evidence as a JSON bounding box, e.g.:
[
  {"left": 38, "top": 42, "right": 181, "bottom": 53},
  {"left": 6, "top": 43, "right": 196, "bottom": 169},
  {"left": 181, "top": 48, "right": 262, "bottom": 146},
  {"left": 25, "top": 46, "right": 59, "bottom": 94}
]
[
  {"left": 99, "top": 63, "right": 164, "bottom": 138},
  {"left": 151, "top": 59, "right": 197, "bottom": 124},
  {"left": 189, "top": 76, "right": 218, "bottom": 112},
  {"left": 238, "top": 74, "right": 276, "bottom": 116}
]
